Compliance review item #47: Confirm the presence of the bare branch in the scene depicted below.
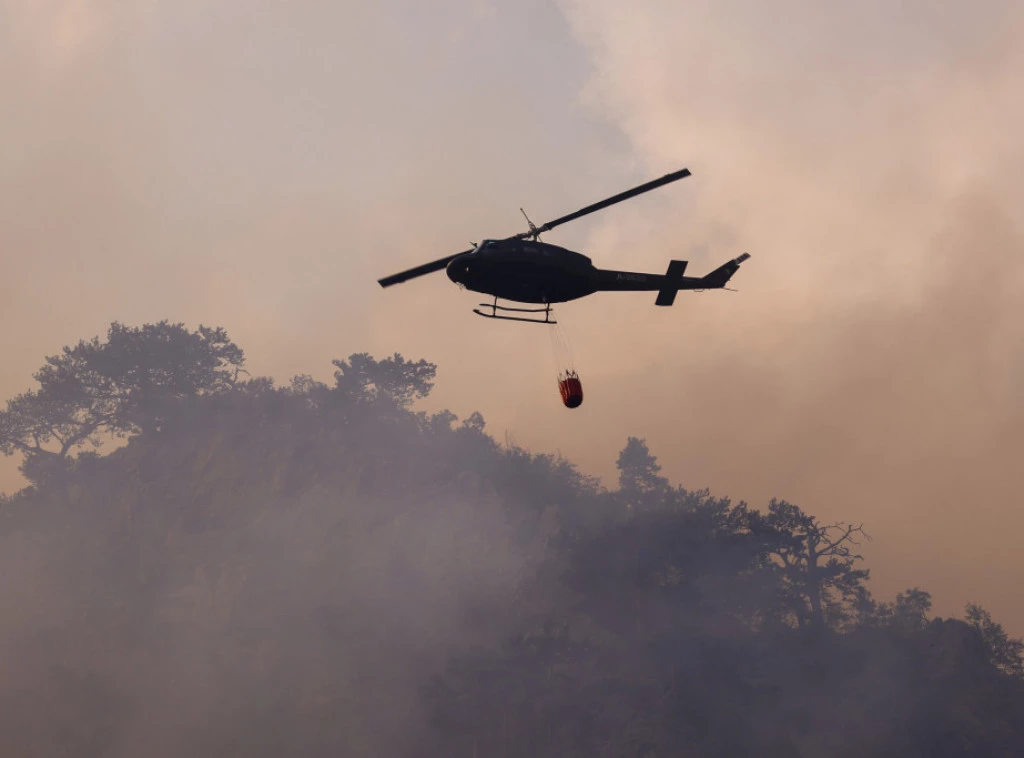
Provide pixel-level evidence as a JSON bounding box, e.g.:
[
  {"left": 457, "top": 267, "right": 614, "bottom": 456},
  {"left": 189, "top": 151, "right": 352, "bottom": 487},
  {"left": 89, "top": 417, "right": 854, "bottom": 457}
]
[{"left": 815, "top": 523, "right": 869, "bottom": 556}]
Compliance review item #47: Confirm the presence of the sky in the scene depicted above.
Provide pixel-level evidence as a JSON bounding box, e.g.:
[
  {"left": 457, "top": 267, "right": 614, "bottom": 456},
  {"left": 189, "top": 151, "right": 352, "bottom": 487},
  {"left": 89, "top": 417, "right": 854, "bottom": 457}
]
[{"left": 2, "top": 1, "right": 1023, "bottom": 630}]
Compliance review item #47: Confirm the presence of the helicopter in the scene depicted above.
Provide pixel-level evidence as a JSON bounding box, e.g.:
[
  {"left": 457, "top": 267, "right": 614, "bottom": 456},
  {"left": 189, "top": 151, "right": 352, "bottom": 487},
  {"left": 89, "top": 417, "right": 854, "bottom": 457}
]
[{"left": 377, "top": 167, "right": 750, "bottom": 324}]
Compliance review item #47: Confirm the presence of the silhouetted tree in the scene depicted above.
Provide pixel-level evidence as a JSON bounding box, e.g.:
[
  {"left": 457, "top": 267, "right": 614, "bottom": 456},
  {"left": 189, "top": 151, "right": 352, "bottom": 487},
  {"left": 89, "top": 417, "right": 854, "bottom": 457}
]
[
  {"left": 332, "top": 352, "right": 435, "bottom": 408},
  {"left": 461, "top": 411, "right": 486, "bottom": 433},
  {"left": 755, "top": 499, "right": 870, "bottom": 631},
  {"left": 0, "top": 321, "right": 244, "bottom": 486},
  {"left": 616, "top": 436, "right": 669, "bottom": 510},
  {"left": 966, "top": 603, "right": 1024, "bottom": 677},
  {"left": 883, "top": 587, "right": 934, "bottom": 632}
]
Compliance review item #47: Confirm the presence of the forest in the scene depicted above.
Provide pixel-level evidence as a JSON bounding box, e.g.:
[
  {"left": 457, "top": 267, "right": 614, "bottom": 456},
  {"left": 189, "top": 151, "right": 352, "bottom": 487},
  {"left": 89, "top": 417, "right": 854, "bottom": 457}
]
[{"left": 2, "top": 321, "right": 1023, "bottom": 757}]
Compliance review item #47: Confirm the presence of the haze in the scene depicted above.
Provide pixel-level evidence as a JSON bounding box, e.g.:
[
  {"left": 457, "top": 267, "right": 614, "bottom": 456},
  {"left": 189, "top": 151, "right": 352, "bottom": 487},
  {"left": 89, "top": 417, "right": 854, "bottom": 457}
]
[{"left": 3, "top": 0, "right": 1023, "bottom": 639}]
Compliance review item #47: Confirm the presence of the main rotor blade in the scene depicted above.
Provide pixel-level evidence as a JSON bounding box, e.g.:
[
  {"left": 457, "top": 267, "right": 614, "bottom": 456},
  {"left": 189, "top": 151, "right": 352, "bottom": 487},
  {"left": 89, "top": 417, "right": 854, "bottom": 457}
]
[
  {"left": 378, "top": 250, "right": 473, "bottom": 288},
  {"left": 523, "top": 167, "right": 691, "bottom": 238}
]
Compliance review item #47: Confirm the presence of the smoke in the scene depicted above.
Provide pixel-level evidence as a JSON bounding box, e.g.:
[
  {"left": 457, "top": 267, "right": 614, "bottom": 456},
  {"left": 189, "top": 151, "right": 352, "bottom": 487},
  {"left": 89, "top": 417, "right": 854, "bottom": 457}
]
[
  {"left": 554, "top": 0, "right": 1024, "bottom": 628},
  {"left": 0, "top": 432, "right": 535, "bottom": 756}
]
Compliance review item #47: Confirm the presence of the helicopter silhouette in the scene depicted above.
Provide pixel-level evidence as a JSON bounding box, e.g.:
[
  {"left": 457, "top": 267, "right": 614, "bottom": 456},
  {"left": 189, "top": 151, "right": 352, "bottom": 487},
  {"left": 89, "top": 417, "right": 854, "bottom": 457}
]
[{"left": 377, "top": 168, "right": 750, "bottom": 324}]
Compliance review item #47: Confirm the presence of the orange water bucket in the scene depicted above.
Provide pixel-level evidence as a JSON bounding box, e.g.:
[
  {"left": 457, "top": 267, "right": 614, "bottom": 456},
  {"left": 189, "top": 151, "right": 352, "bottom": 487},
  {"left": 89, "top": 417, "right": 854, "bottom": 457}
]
[{"left": 557, "top": 372, "right": 583, "bottom": 408}]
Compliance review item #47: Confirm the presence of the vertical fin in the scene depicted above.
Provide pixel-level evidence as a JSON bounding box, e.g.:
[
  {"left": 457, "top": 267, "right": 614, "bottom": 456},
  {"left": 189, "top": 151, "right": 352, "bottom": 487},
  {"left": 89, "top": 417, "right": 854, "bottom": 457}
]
[{"left": 655, "top": 260, "right": 688, "bottom": 306}]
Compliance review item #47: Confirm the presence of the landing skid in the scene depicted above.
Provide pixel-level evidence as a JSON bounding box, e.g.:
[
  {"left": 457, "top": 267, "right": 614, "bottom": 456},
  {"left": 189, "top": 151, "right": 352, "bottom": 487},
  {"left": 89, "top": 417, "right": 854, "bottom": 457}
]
[{"left": 473, "top": 297, "right": 556, "bottom": 324}]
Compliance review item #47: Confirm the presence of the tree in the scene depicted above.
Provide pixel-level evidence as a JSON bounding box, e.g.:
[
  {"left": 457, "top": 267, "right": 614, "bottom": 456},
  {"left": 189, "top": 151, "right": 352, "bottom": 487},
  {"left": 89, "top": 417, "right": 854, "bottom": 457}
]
[
  {"left": 331, "top": 352, "right": 435, "bottom": 408},
  {"left": 755, "top": 499, "right": 870, "bottom": 631},
  {"left": 966, "top": 603, "right": 1024, "bottom": 677},
  {"left": 0, "top": 321, "right": 244, "bottom": 485},
  {"left": 460, "top": 411, "right": 486, "bottom": 433},
  {"left": 616, "top": 437, "right": 669, "bottom": 508},
  {"left": 890, "top": 587, "right": 933, "bottom": 631}
]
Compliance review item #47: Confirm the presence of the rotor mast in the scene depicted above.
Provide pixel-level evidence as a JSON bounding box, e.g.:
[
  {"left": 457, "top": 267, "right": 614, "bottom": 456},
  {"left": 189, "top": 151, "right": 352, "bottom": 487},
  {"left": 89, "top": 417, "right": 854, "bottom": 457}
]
[{"left": 519, "top": 208, "right": 540, "bottom": 240}]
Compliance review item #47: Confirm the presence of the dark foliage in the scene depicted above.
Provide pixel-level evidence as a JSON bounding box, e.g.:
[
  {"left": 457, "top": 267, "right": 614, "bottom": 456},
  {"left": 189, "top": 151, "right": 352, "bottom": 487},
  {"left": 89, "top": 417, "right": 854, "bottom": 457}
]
[
  {"left": 0, "top": 321, "right": 244, "bottom": 487},
  {"left": 1, "top": 324, "right": 1022, "bottom": 757}
]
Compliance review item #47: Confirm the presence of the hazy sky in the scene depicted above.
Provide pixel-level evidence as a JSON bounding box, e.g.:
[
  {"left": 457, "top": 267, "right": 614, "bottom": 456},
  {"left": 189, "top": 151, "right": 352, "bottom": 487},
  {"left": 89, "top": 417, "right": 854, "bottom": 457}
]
[{"left": 3, "top": 1, "right": 1023, "bottom": 629}]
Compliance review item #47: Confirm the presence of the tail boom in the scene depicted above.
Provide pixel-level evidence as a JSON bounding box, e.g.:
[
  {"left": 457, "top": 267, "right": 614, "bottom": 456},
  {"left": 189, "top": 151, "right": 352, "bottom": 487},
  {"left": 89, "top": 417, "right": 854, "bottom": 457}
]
[
  {"left": 594, "top": 252, "right": 750, "bottom": 305},
  {"left": 699, "top": 252, "right": 750, "bottom": 289}
]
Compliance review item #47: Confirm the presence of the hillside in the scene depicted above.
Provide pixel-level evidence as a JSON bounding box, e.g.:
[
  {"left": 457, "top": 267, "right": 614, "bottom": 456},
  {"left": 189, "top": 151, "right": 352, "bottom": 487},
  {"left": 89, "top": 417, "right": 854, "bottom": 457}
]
[{"left": 1, "top": 324, "right": 1023, "bottom": 757}]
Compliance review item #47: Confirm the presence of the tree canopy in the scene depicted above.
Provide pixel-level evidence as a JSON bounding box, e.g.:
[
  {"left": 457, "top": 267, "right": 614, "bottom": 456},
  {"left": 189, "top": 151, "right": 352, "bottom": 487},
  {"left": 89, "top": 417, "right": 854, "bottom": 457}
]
[
  {"left": 1, "top": 323, "right": 1022, "bottom": 757},
  {"left": 0, "top": 321, "right": 244, "bottom": 484}
]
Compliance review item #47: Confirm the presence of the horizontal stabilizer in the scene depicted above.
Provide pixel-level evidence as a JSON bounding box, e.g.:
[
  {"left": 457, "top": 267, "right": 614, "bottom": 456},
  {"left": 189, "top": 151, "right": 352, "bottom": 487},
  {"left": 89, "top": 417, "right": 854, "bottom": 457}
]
[
  {"left": 701, "top": 252, "right": 750, "bottom": 289},
  {"left": 655, "top": 259, "right": 688, "bottom": 306}
]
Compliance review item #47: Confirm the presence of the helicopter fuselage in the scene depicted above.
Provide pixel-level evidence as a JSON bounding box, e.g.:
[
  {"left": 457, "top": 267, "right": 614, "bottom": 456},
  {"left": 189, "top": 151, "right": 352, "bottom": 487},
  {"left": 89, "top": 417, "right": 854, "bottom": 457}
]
[{"left": 445, "top": 239, "right": 599, "bottom": 304}]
